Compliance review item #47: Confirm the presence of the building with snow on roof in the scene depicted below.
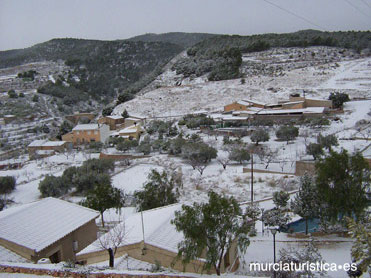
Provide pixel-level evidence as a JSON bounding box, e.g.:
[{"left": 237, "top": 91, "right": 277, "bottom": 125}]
[
  {"left": 76, "top": 204, "right": 240, "bottom": 274},
  {"left": 27, "top": 140, "right": 72, "bottom": 158},
  {"left": 98, "top": 115, "right": 126, "bottom": 130},
  {"left": 110, "top": 125, "right": 144, "bottom": 140},
  {"left": 98, "top": 115, "right": 145, "bottom": 131},
  {"left": 222, "top": 95, "right": 332, "bottom": 123},
  {"left": 0, "top": 197, "right": 99, "bottom": 263},
  {"left": 62, "top": 124, "right": 110, "bottom": 146}
]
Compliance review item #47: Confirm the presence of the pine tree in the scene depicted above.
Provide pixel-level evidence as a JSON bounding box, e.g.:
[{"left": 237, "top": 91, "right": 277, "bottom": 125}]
[
  {"left": 172, "top": 191, "right": 251, "bottom": 275},
  {"left": 315, "top": 150, "right": 370, "bottom": 223},
  {"left": 291, "top": 174, "right": 319, "bottom": 234},
  {"left": 346, "top": 216, "right": 371, "bottom": 275},
  {"left": 273, "top": 190, "right": 290, "bottom": 208},
  {"left": 82, "top": 181, "right": 125, "bottom": 227},
  {"left": 134, "top": 169, "right": 180, "bottom": 211},
  {"left": 121, "top": 109, "right": 129, "bottom": 119}
]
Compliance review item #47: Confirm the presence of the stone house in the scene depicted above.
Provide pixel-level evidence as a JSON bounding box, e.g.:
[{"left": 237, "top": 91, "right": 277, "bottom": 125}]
[
  {"left": 62, "top": 124, "right": 110, "bottom": 146},
  {"left": 0, "top": 198, "right": 99, "bottom": 263},
  {"left": 76, "top": 204, "right": 240, "bottom": 274},
  {"left": 65, "top": 113, "right": 96, "bottom": 125},
  {"left": 98, "top": 115, "right": 126, "bottom": 130},
  {"left": 111, "top": 125, "right": 144, "bottom": 140},
  {"left": 27, "top": 140, "right": 72, "bottom": 158}
]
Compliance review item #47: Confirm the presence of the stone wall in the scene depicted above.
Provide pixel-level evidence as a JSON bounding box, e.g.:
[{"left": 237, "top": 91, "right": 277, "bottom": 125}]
[
  {"left": 295, "top": 160, "right": 316, "bottom": 176},
  {"left": 99, "top": 153, "right": 150, "bottom": 160},
  {"left": 0, "top": 264, "right": 195, "bottom": 278}
]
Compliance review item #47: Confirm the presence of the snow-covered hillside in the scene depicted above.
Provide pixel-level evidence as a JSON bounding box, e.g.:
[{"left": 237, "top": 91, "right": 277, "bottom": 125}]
[{"left": 114, "top": 47, "right": 370, "bottom": 118}]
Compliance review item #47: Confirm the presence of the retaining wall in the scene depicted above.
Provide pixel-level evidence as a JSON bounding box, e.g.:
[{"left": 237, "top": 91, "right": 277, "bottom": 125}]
[{"left": 0, "top": 264, "right": 195, "bottom": 278}]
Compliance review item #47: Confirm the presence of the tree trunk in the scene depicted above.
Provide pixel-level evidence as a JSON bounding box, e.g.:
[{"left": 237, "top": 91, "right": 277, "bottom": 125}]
[
  {"left": 101, "top": 212, "right": 105, "bottom": 228},
  {"left": 108, "top": 248, "right": 114, "bottom": 267}
]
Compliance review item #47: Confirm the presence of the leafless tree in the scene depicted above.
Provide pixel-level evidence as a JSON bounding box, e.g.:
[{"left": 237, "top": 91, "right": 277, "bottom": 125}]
[
  {"left": 217, "top": 156, "right": 230, "bottom": 170},
  {"left": 279, "top": 161, "right": 286, "bottom": 173},
  {"left": 300, "top": 129, "right": 311, "bottom": 146},
  {"left": 96, "top": 218, "right": 127, "bottom": 268},
  {"left": 195, "top": 162, "right": 208, "bottom": 176},
  {"left": 263, "top": 149, "right": 278, "bottom": 169}
]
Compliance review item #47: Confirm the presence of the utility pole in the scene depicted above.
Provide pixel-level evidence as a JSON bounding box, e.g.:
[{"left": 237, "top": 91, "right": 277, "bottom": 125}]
[{"left": 141, "top": 210, "right": 146, "bottom": 255}]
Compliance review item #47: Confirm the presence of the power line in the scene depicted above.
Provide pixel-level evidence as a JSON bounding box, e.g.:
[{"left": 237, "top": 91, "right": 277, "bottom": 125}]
[
  {"left": 261, "top": 0, "right": 327, "bottom": 31},
  {"left": 343, "top": 0, "right": 371, "bottom": 19}
]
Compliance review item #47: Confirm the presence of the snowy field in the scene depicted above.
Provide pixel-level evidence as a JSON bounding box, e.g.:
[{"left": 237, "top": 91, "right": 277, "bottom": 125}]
[{"left": 114, "top": 47, "right": 371, "bottom": 118}]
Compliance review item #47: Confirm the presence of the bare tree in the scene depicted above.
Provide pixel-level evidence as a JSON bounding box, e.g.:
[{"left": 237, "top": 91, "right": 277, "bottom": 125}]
[
  {"left": 97, "top": 218, "right": 127, "bottom": 268},
  {"left": 263, "top": 149, "right": 278, "bottom": 169},
  {"left": 300, "top": 129, "right": 311, "bottom": 146},
  {"left": 195, "top": 163, "right": 208, "bottom": 176},
  {"left": 217, "top": 156, "right": 230, "bottom": 170}
]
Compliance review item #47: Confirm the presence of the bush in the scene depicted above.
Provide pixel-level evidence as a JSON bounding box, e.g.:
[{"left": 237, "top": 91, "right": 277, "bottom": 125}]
[
  {"left": 306, "top": 143, "right": 324, "bottom": 160},
  {"left": 88, "top": 141, "right": 104, "bottom": 152},
  {"left": 137, "top": 142, "right": 151, "bottom": 155},
  {"left": 81, "top": 158, "right": 115, "bottom": 174},
  {"left": 276, "top": 125, "right": 299, "bottom": 144},
  {"left": 250, "top": 128, "right": 270, "bottom": 145},
  {"left": 329, "top": 92, "right": 350, "bottom": 109},
  {"left": 228, "top": 145, "right": 250, "bottom": 164},
  {"left": 116, "top": 92, "right": 134, "bottom": 105},
  {"left": 39, "top": 175, "right": 69, "bottom": 197},
  {"left": 32, "top": 95, "right": 39, "bottom": 102},
  {"left": 146, "top": 120, "right": 178, "bottom": 137},
  {"left": 116, "top": 140, "right": 138, "bottom": 152},
  {"left": 181, "top": 114, "right": 215, "bottom": 129},
  {"left": 7, "top": 90, "right": 17, "bottom": 98},
  {"left": 134, "top": 169, "right": 179, "bottom": 211},
  {"left": 102, "top": 106, "right": 114, "bottom": 116},
  {"left": 0, "top": 176, "right": 16, "bottom": 195}
]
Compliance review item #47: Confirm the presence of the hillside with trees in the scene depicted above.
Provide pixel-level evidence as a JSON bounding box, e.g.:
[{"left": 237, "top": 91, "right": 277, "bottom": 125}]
[
  {"left": 172, "top": 30, "right": 371, "bottom": 81},
  {"left": 0, "top": 38, "right": 184, "bottom": 102}
]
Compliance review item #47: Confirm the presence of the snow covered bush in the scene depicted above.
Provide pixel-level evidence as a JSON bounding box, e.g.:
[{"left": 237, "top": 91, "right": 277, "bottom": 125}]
[{"left": 277, "top": 240, "right": 326, "bottom": 278}]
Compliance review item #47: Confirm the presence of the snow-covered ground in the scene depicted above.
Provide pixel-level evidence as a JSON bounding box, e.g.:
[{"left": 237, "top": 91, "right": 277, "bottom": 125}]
[
  {"left": 112, "top": 163, "right": 163, "bottom": 194},
  {"left": 0, "top": 46, "right": 370, "bottom": 277},
  {"left": 114, "top": 47, "right": 370, "bottom": 118}
]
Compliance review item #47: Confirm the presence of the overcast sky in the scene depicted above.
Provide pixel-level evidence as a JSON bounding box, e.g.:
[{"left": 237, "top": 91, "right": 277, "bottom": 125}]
[{"left": 0, "top": 0, "right": 370, "bottom": 51}]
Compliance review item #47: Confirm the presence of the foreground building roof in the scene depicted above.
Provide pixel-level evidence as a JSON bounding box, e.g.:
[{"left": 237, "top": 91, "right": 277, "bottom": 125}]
[
  {"left": 78, "top": 204, "right": 183, "bottom": 255},
  {"left": 0, "top": 198, "right": 99, "bottom": 252}
]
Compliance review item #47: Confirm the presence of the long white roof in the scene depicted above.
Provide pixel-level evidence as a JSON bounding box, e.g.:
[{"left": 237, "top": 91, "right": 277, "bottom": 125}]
[
  {"left": 73, "top": 124, "right": 100, "bottom": 131},
  {"left": 78, "top": 204, "right": 183, "bottom": 255},
  {"left": 0, "top": 198, "right": 99, "bottom": 252},
  {"left": 257, "top": 107, "right": 325, "bottom": 115},
  {"left": 106, "top": 115, "right": 123, "bottom": 120},
  {"left": 28, "top": 140, "right": 67, "bottom": 147}
]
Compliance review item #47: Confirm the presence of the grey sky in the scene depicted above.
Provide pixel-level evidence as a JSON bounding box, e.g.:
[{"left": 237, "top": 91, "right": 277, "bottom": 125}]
[{"left": 0, "top": 0, "right": 370, "bottom": 51}]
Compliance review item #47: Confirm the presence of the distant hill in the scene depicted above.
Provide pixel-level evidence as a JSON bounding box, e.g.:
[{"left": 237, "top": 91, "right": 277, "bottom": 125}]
[
  {"left": 127, "top": 32, "right": 217, "bottom": 48},
  {"left": 1, "top": 30, "right": 370, "bottom": 106},
  {"left": 188, "top": 30, "right": 371, "bottom": 54},
  {"left": 172, "top": 30, "right": 371, "bottom": 81},
  {"left": 0, "top": 38, "right": 184, "bottom": 100}
]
